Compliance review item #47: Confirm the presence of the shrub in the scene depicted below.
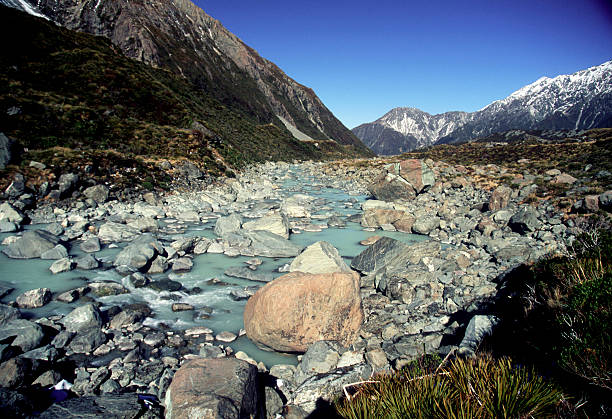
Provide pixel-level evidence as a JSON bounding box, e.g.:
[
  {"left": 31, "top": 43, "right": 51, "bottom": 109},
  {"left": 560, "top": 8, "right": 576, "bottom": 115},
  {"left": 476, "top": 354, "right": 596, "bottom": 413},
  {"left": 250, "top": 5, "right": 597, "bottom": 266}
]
[{"left": 334, "top": 355, "right": 564, "bottom": 419}]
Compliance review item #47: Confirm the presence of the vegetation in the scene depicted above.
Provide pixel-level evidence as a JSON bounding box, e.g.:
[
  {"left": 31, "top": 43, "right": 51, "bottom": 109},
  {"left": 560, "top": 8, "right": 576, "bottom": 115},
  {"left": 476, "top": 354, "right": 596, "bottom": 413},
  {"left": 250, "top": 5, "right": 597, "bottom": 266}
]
[
  {"left": 336, "top": 221, "right": 612, "bottom": 417},
  {"left": 334, "top": 355, "right": 564, "bottom": 419},
  {"left": 0, "top": 6, "right": 366, "bottom": 191}
]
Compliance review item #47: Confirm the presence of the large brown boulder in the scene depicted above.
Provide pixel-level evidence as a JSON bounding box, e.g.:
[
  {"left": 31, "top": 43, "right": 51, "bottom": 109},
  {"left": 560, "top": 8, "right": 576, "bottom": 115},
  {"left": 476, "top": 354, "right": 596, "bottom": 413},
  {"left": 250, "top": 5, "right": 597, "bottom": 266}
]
[
  {"left": 165, "top": 357, "right": 261, "bottom": 419},
  {"left": 367, "top": 159, "right": 435, "bottom": 202},
  {"left": 244, "top": 271, "right": 363, "bottom": 353},
  {"left": 398, "top": 159, "right": 435, "bottom": 193}
]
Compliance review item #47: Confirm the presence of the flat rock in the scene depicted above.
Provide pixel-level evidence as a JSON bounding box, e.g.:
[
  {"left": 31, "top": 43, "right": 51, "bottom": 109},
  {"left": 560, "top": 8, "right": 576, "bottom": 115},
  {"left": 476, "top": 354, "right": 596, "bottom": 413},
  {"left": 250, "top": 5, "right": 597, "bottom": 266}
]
[
  {"left": 97, "top": 222, "right": 139, "bottom": 243},
  {"left": 0, "top": 319, "right": 44, "bottom": 352},
  {"left": 214, "top": 213, "right": 242, "bottom": 237},
  {"left": 49, "top": 257, "right": 73, "bottom": 274},
  {"left": 242, "top": 212, "right": 290, "bottom": 239},
  {"left": 80, "top": 237, "right": 101, "bottom": 253},
  {"left": 289, "top": 241, "right": 351, "bottom": 274},
  {"left": 224, "top": 266, "right": 275, "bottom": 282},
  {"left": 61, "top": 303, "right": 103, "bottom": 333},
  {"left": 114, "top": 234, "right": 164, "bottom": 271},
  {"left": 39, "top": 393, "right": 149, "bottom": 418}
]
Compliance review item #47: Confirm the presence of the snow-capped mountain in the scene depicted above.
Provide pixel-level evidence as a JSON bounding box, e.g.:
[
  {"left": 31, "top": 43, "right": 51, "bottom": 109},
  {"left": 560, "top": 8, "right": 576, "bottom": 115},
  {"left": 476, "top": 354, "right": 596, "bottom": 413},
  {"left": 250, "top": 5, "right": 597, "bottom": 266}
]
[{"left": 354, "top": 60, "right": 612, "bottom": 155}]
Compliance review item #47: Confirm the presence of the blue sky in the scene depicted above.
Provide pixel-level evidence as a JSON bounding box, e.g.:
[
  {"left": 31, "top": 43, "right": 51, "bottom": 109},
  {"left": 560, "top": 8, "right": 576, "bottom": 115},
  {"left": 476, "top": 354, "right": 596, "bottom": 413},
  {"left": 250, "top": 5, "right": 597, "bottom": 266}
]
[{"left": 195, "top": 0, "right": 612, "bottom": 129}]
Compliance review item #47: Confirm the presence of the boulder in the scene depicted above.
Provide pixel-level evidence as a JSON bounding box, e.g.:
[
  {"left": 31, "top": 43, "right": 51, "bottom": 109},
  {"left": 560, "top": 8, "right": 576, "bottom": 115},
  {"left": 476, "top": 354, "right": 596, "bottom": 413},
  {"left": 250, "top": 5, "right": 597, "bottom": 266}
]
[
  {"left": 49, "top": 257, "right": 73, "bottom": 274},
  {"left": 40, "top": 244, "right": 68, "bottom": 260},
  {"left": 552, "top": 173, "right": 577, "bottom": 184},
  {"left": 113, "top": 234, "right": 164, "bottom": 271},
  {"left": 2, "top": 230, "right": 59, "bottom": 259},
  {"left": 281, "top": 195, "right": 313, "bottom": 218},
  {"left": 242, "top": 213, "right": 290, "bottom": 239},
  {"left": 459, "top": 315, "right": 500, "bottom": 356},
  {"left": 0, "top": 304, "right": 20, "bottom": 325},
  {"left": 397, "top": 159, "right": 435, "bottom": 193},
  {"left": 599, "top": 190, "right": 612, "bottom": 212},
  {"left": 126, "top": 217, "right": 159, "bottom": 232},
  {"left": 412, "top": 215, "right": 440, "bottom": 235},
  {"left": 75, "top": 254, "right": 99, "bottom": 270},
  {"left": 172, "top": 257, "right": 193, "bottom": 272},
  {"left": 0, "top": 221, "right": 17, "bottom": 233},
  {"left": 488, "top": 185, "right": 512, "bottom": 211},
  {"left": 509, "top": 206, "right": 541, "bottom": 234},
  {"left": 214, "top": 213, "right": 243, "bottom": 237},
  {"left": 0, "top": 202, "right": 23, "bottom": 224},
  {"left": 165, "top": 357, "right": 262, "bottom": 419},
  {"left": 361, "top": 208, "right": 405, "bottom": 228},
  {"left": 80, "top": 237, "right": 101, "bottom": 253},
  {"left": 58, "top": 173, "right": 79, "bottom": 196},
  {"left": 244, "top": 271, "right": 363, "bottom": 352},
  {"left": 289, "top": 241, "right": 351, "bottom": 274},
  {"left": 242, "top": 230, "right": 303, "bottom": 258},
  {"left": 0, "top": 319, "right": 44, "bottom": 352},
  {"left": 97, "top": 222, "right": 139, "bottom": 243},
  {"left": 351, "top": 237, "right": 440, "bottom": 275},
  {"left": 83, "top": 184, "right": 109, "bottom": 204},
  {"left": 298, "top": 341, "right": 340, "bottom": 375},
  {"left": 224, "top": 266, "right": 275, "bottom": 282},
  {"left": 368, "top": 173, "right": 416, "bottom": 202},
  {"left": 16, "top": 288, "right": 51, "bottom": 308},
  {"left": 61, "top": 303, "right": 103, "bottom": 333}
]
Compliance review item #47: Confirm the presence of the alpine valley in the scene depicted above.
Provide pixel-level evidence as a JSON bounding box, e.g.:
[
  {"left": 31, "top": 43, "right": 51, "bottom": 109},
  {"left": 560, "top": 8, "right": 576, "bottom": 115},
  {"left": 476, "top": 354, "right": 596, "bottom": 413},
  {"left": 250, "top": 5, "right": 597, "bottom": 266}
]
[{"left": 353, "top": 60, "right": 612, "bottom": 155}]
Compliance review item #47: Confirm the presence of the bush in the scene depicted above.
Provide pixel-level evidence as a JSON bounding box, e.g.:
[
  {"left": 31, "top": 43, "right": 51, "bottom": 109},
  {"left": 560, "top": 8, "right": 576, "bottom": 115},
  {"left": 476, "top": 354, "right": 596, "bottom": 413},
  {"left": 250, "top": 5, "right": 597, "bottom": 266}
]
[{"left": 334, "top": 355, "right": 564, "bottom": 419}]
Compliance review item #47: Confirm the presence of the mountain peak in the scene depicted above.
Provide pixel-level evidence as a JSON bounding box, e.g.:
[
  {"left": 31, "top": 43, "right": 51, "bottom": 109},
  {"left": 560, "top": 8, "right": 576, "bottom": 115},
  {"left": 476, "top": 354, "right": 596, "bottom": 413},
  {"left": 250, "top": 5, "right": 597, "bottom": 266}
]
[{"left": 354, "top": 60, "right": 612, "bottom": 155}]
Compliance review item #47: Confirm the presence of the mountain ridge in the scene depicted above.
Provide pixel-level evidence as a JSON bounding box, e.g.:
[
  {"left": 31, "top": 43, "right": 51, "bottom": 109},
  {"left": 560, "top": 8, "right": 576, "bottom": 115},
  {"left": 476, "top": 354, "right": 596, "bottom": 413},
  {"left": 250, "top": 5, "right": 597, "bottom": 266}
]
[{"left": 353, "top": 60, "right": 612, "bottom": 155}]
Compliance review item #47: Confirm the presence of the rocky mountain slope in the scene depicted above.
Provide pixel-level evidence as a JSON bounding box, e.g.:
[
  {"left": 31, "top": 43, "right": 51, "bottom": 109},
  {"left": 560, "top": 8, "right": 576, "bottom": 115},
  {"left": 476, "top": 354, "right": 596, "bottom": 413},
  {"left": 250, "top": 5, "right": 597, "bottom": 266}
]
[
  {"left": 354, "top": 60, "right": 612, "bottom": 155},
  {"left": 2, "top": 0, "right": 370, "bottom": 154}
]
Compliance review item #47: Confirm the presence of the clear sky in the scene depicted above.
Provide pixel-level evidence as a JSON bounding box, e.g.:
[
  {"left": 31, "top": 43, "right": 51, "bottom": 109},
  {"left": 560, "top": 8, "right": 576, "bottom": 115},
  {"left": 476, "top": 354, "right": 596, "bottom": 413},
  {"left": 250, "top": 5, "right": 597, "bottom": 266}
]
[{"left": 194, "top": 0, "right": 612, "bottom": 129}]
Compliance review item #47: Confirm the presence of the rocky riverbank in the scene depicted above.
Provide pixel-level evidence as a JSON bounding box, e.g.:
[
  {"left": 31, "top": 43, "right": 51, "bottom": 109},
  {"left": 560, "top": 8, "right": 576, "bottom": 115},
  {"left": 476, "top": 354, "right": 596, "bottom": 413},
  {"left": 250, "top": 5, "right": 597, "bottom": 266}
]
[{"left": 0, "top": 157, "right": 610, "bottom": 417}]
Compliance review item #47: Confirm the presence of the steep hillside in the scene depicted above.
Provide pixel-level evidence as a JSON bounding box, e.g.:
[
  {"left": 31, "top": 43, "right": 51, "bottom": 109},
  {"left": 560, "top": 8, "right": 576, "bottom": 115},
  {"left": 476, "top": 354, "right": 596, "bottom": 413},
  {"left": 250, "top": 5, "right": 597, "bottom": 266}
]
[
  {"left": 7, "top": 0, "right": 370, "bottom": 155},
  {"left": 0, "top": 6, "right": 361, "bottom": 190}
]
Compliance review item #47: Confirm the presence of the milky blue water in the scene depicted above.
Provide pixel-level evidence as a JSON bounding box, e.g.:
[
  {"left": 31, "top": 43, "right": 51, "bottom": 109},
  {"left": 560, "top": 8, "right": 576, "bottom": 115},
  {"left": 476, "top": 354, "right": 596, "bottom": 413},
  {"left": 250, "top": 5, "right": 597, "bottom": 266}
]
[{"left": 0, "top": 167, "right": 425, "bottom": 367}]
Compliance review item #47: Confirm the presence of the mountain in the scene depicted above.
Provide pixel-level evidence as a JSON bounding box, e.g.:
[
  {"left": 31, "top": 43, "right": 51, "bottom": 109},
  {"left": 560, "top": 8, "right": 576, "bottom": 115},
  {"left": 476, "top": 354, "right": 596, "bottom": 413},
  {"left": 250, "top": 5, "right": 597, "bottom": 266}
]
[
  {"left": 2, "top": 0, "right": 371, "bottom": 155},
  {"left": 353, "top": 60, "right": 612, "bottom": 155},
  {"left": 352, "top": 108, "right": 470, "bottom": 155}
]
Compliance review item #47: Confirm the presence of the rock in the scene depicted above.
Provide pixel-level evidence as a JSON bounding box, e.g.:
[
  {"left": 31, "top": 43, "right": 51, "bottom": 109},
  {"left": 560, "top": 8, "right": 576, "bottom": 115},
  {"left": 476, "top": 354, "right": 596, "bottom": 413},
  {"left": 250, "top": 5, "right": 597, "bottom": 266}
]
[
  {"left": 88, "top": 281, "right": 129, "bottom": 296},
  {"left": 58, "top": 173, "right": 79, "bottom": 196},
  {"left": 488, "top": 185, "right": 512, "bottom": 211},
  {"left": 0, "top": 202, "right": 23, "bottom": 224},
  {"left": 351, "top": 237, "right": 440, "bottom": 275},
  {"left": 0, "top": 221, "right": 17, "bottom": 232},
  {"left": 69, "top": 327, "right": 106, "bottom": 354},
  {"left": 0, "top": 133, "right": 13, "bottom": 169},
  {"left": 292, "top": 363, "right": 372, "bottom": 414},
  {"left": 397, "top": 159, "right": 435, "bottom": 193},
  {"left": 583, "top": 195, "right": 600, "bottom": 212},
  {"left": 368, "top": 173, "right": 415, "bottom": 202},
  {"left": 0, "top": 304, "right": 21, "bottom": 325},
  {"left": 361, "top": 208, "right": 404, "bottom": 228},
  {"left": 172, "top": 303, "right": 194, "bottom": 312},
  {"left": 148, "top": 278, "right": 182, "bottom": 292},
  {"left": 215, "top": 331, "right": 237, "bottom": 343},
  {"left": 165, "top": 358, "right": 262, "bottom": 419},
  {"left": 172, "top": 257, "right": 193, "bottom": 272},
  {"left": 83, "top": 184, "right": 109, "bottom": 204},
  {"left": 393, "top": 214, "right": 415, "bottom": 232},
  {"left": 16, "top": 288, "right": 51, "bottom": 308},
  {"left": 5, "top": 174, "right": 25, "bottom": 198},
  {"left": 552, "top": 173, "right": 577, "bottom": 184},
  {"left": 244, "top": 271, "right": 363, "bottom": 352},
  {"left": 412, "top": 215, "right": 440, "bottom": 235},
  {"left": 299, "top": 341, "right": 339, "bottom": 375},
  {"left": 225, "top": 266, "right": 275, "bottom": 282},
  {"left": 214, "top": 213, "right": 242, "bottom": 237},
  {"left": 289, "top": 241, "right": 351, "bottom": 274},
  {"left": 39, "top": 394, "right": 152, "bottom": 419},
  {"left": 127, "top": 217, "right": 159, "bottom": 233},
  {"left": 97, "top": 222, "right": 139, "bottom": 243},
  {"left": 80, "top": 237, "right": 101, "bottom": 253},
  {"left": 56, "top": 287, "right": 88, "bottom": 303},
  {"left": 2, "top": 230, "right": 59, "bottom": 259},
  {"left": 0, "top": 358, "right": 31, "bottom": 389},
  {"left": 242, "top": 213, "right": 290, "bottom": 239},
  {"left": 109, "top": 304, "right": 151, "bottom": 329},
  {"left": 193, "top": 239, "right": 212, "bottom": 254},
  {"left": 599, "top": 190, "right": 612, "bottom": 211},
  {"left": 75, "top": 254, "right": 99, "bottom": 270},
  {"left": 508, "top": 206, "right": 541, "bottom": 234},
  {"left": 61, "top": 303, "right": 103, "bottom": 333},
  {"left": 242, "top": 230, "right": 303, "bottom": 258},
  {"left": 0, "top": 319, "right": 44, "bottom": 352},
  {"left": 281, "top": 195, "right": 313, "bottom": 218},
  {"left": 337, "top": 350, "right": 364, "bottom": 368},
  {"left": 29, "top": 160, "right": 46, "bottom": 170},
  {"left": 179, "top": 161, "right": 202, "bottom": 179},
  {"left": 176, "top": 211, "right": 200, "bottom": 222},
  {"left": 459, "top": 315, "right": 500, "bottom": 355},
  {"left": 40, "top": 244, "right": 69, "bottom": 260},
  {"left": 114, "top": 234, "right": 164, "bottom": 271},
  {"left": 49, "top": 257, "right": 73, "bottom": 274}
]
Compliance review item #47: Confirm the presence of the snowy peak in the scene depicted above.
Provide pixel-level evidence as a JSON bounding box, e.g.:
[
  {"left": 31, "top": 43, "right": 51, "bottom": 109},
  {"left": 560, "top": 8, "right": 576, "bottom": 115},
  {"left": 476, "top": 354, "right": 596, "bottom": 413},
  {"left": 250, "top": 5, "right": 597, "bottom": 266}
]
[{"left": 354, "top": 60, "right": 612, "bottom": 155}]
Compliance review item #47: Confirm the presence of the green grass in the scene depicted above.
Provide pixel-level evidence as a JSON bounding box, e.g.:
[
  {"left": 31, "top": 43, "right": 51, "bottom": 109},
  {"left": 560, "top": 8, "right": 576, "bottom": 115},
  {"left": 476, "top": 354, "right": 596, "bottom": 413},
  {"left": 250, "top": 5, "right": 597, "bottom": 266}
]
[{"left": 335, "top": 355, "right": 564, "bottom": 419}]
